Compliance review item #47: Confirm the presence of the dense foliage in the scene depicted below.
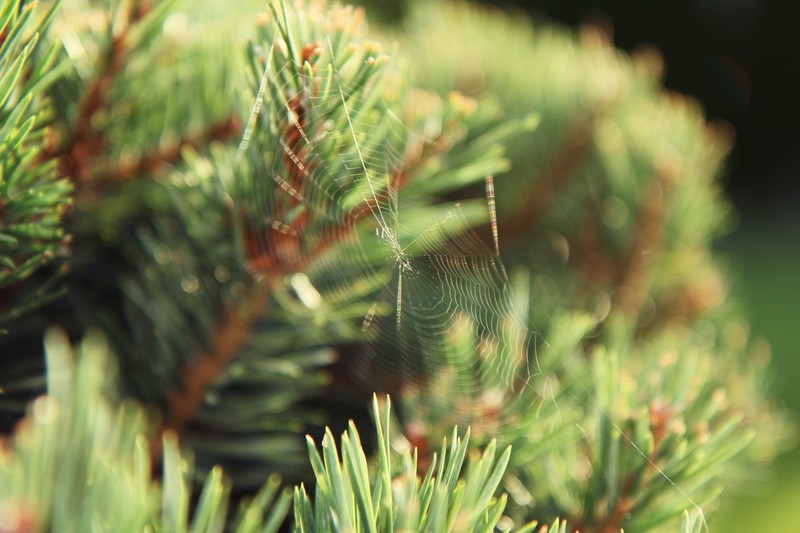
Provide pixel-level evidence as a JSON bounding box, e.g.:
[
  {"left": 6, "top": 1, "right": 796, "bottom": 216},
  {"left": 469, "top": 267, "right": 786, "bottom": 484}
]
[{"left": 0, "top": 0, "right": 790, "bottom": 531}]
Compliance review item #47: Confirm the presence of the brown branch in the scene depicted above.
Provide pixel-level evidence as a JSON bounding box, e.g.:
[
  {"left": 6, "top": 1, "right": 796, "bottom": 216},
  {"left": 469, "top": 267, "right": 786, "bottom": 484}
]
[
  {"left": 95, "top": 115, "right": 242, "bottom": 183},
  {"left": 501, "top": 117, "right": 594, "bottom": 240},
  {"left": 652, "top": 268, "right": 726, "bottom": 327},
  {"left": 149, "top": 185, "right": 371, "bottom": 463},
  {"left": 571, "top": 462, "right": 636, "bottom": 533},
  {"left": 612, "top": 169, "right": 673, "bottom": 319},
  {"left": 572, "top": 202, "right": 618, "bottom": 288},
  {"left": 648, "top": 400, "right": 673, "bottom": 455},
  {"left": 150, "top": 97, "right": 375, "bottom": 462},
  {"left": 596, "top": 474, "right": 637, "bottom": 533},
  {"left": 150, "top": 278, "right": 272, "bottom": 462},
  {"left": 51, "top": 1, "right": 154, "bottom": 184}
]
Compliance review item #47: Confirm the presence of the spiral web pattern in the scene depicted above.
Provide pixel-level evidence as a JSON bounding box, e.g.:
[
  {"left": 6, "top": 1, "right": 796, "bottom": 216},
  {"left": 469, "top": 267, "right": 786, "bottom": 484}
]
[
  {"left": 236, "top": 4, "right": 707, "bottom": 527},
  {"left": 236, "top": 4, "right": 538, "bottom": 409}
]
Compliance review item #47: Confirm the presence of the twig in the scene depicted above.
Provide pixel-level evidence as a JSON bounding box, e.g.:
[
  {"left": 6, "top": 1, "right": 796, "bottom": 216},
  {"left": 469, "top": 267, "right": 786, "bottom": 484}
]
[
  {"left": 150, "top": 278, "right": 272, "bottom": 462},
  {"left": 502, "top": 118, "right": 594, "bottom": 239},
  {"left": 95, "top": 115, "right": 242, "bottom": 183},
  {"left": 51, "top": 2, "right": 154, "bottom": 184},
  {"left": 613, "top": 170, "right": 672, "bottom": 319},
  {"left": 574, "top": 403, "right": 672, "bottom": 533},
  {"left": 597, "top": 473, "right": 637, "bottom": 533},
  {"left": 598, "top": 402, "right": 673, "bottom": 533},
  {"left": 572, "top": 202, "right": 618, "bottom": 287}
]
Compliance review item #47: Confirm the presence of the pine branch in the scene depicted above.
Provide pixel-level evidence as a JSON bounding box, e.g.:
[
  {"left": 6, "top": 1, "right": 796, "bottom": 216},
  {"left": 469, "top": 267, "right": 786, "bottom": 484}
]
[
  {"left": 94, "top": 114, "right": 241, "bottom": 184},
  {"left": 579, "top": 402, "right": 673, "bottom": 533},
  {"left": 295, "top": 394, "right": 522, "bottom": 533},
  {"left": 153, "top": 278, "right": 272, "bottom": 461},
  {"left": 613, "top": 171, "right": 671, "bottom": 319},
  {"left": 2, "top": 1, "right": 791, "bottom": 531},
  {"left": 54, "top": 1, "right": 156, "bottom": 184},
  {"left": 0, "top": 0, "right": 72, "bottom": 318},
  {"left": 502, "top": 117, "right": 593, "bottom": 239},
  {"left": 47, "top": 0, "right": 237, "bottom": 200},
  {"left": 0, "top": 331, "right": 291, "bottom": 532}
]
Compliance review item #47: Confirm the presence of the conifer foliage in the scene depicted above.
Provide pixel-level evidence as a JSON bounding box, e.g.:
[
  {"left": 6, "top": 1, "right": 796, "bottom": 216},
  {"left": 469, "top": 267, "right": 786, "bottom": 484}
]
[{"left": 0, "top": 0, "right": 791, "bottom": 531}]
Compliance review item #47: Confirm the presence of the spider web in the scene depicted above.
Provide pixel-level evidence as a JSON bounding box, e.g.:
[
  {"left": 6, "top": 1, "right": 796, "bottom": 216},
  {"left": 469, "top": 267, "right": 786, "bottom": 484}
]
[
  {"left": 237, "top": 27, "right": 538, "bottom": 395},
  {"left": 236, "top": 8, "right": 708, "bottom": 529}
]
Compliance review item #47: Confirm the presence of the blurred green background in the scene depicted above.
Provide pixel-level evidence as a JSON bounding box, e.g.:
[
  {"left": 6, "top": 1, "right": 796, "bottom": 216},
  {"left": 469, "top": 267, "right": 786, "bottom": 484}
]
[{"left": 715, "top": 217, "right": 800, "bottom": 529}]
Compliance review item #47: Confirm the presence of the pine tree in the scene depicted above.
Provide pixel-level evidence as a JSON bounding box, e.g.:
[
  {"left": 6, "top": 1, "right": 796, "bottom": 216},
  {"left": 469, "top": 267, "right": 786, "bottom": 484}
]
[{"left": 0, "top": 0, "right": 791, "bottom": 531}]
